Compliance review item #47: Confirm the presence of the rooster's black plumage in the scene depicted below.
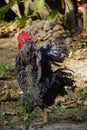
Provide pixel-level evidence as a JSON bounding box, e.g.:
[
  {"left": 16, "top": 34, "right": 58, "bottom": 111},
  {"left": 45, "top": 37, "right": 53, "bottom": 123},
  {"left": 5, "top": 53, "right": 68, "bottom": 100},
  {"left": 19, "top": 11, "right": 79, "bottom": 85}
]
[{"left": 15, "top": 31, "right": 75, "bottom": 112}]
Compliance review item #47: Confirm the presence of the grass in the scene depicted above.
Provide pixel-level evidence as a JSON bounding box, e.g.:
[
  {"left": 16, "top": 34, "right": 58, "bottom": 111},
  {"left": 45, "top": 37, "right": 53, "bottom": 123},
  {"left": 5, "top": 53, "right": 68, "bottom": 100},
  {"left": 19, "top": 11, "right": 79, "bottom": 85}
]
[
  {"left": 0, "top": 62, "right": 15, "bottom": 80},
  {"left": 81, "top": 113, "right": 87, "bottom": 121},
  {"left": 69, "top": 41, "right": 87, "bottom": 51},
  {"left": 79, "top": 90, "right": 87, "bottom": 100},
  {"left": 16, "top": 16, "right": 28, "bottom": 28}
]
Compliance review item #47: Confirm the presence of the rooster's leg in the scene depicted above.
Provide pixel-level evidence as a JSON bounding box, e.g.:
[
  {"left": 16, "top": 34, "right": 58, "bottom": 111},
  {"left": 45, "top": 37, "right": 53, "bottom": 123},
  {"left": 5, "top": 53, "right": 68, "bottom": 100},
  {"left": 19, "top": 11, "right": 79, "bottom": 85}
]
[
  {"left": 43, "top": 108, "right": 47, "bottom": 123},
  {"left": 33, "top": 107, "right": 52, "bottom": 125},
  {"left": 43, "top": 107, "right": 52, "bottom": 123}
]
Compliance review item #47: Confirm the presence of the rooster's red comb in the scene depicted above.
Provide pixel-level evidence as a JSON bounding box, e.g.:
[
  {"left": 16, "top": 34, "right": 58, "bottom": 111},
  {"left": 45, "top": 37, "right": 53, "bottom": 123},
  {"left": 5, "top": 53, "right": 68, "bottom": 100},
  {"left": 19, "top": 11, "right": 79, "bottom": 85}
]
[{"left": 17, "top": 31, "right": 32, "bottom": 41}]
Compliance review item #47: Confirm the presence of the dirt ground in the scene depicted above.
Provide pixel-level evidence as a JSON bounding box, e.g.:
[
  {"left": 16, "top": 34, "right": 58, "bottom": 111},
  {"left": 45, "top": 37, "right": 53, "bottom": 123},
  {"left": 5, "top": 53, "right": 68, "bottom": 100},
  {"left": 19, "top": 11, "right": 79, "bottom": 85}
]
[{"left": 0, "top": 35, "right": 87, "bottom": 130}]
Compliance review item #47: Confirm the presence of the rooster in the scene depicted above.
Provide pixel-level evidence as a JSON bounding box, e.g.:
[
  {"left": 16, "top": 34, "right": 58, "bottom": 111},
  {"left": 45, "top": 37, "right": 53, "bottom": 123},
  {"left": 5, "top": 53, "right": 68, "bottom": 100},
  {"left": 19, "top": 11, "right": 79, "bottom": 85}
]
[{"left": 15, "top": 31, "right": 75, "bottom": 121}]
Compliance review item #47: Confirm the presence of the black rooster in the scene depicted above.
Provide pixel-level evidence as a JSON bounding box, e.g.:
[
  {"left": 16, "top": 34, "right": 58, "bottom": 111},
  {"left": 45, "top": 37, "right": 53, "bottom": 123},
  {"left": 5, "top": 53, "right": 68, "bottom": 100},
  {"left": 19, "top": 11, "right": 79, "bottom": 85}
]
[{"left": 15, "top": 31, "right": 75, "bottom": 121}]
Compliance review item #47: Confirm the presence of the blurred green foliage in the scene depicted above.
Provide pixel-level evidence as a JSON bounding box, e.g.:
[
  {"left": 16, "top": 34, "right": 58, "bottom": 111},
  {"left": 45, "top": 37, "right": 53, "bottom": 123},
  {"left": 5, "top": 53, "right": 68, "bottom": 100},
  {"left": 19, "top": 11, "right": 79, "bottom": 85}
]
[{"left": 0, "top": 0, "right": 17, "bottom": 20}]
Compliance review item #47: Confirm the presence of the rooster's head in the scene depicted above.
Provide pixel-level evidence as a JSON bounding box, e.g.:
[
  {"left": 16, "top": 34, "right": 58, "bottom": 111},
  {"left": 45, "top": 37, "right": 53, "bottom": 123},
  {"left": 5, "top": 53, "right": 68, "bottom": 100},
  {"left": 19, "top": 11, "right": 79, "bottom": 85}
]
[{"left": 17, "top": 31, "right": 32, "bottom": 49}]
